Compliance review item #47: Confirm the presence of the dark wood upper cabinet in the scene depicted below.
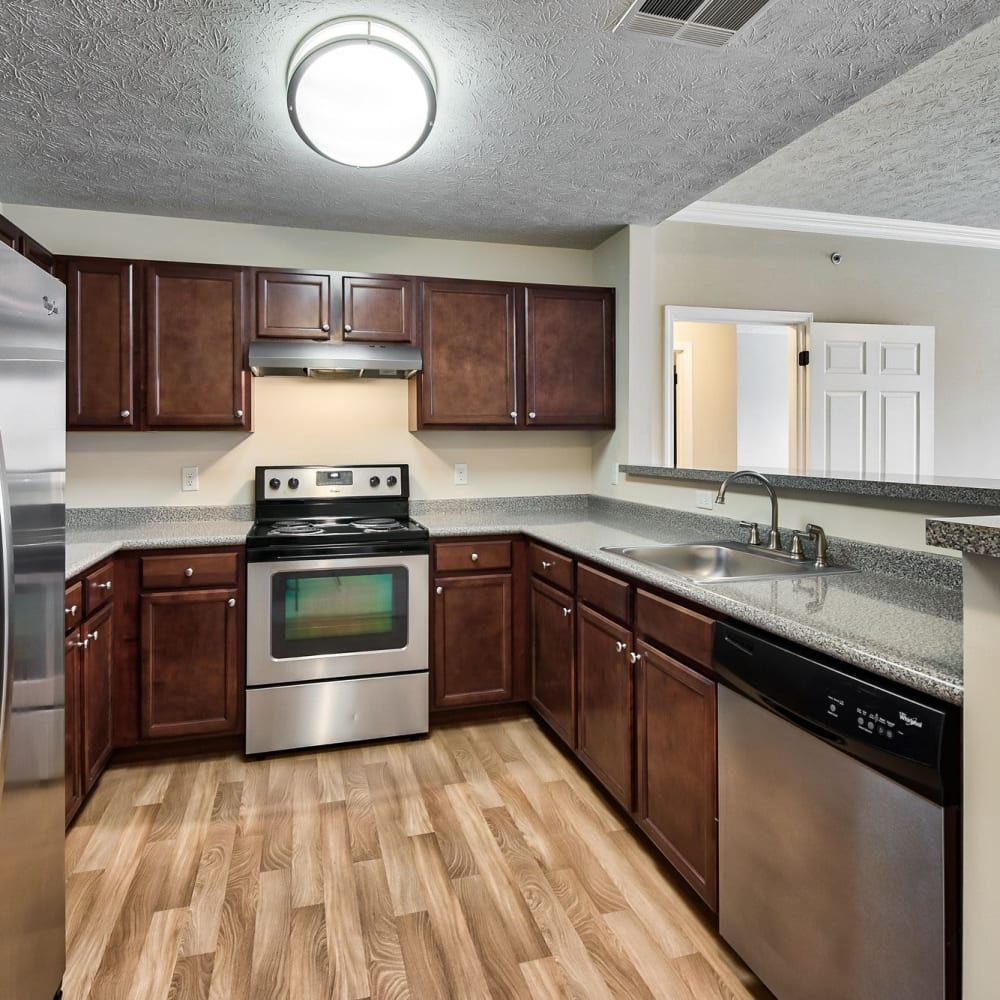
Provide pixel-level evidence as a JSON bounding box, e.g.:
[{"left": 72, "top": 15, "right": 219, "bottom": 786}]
[
  {"left": 145, "top": 262, "right": 249, "bottom": 430},
  {"left": 0, "top": 215, "right": 18, "bottom": 250},
  {"left": 411, "top": 279, "right": 519, "bottom": 428},
  {"left": 20, "top": 234, "right": 56, "bottom": 274},
  {"left": 433, "top": 573, "right": 513, "bottom": 708},
  {"left": 140, "top": 586, "right": 241, "bottom": 740},
  {"left": 67, "top": 259, "right": 136, "bottom": 429},
  {"left": 255, "top": 269, "right": 332, "bottom": 340},
  {"left": 576, "top": 603, "right": 634, "bottom": 810},
  {"left": 530, "top": 577, "right": 577, "bottom": 747},
  {"left": 342, "top": 275, "right": 417, "bottom": 344},
  {"left": 635, "top": 639, "right": 718, "bottom": 910},
  {"left": 524, "top": 285, "right": 614, "bottom": 428}
]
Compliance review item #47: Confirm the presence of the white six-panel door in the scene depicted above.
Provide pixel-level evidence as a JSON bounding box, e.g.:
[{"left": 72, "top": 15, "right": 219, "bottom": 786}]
[{"left": 808, "top": 323, "right": 935, "bottom": 478}]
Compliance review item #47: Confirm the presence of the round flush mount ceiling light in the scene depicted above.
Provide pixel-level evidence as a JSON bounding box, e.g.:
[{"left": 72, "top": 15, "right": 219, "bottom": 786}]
[{"left": 287, "top": 17, "right": 437, "bottom": 168}]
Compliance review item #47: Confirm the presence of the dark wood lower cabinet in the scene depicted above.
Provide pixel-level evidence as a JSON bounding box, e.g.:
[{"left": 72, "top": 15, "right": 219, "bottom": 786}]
[
  {"left": 576, "top": 604, "right": 634, "bottom": 810},
  {"left": 64, "top": 629, "right": 84, "bottom": 824},
  {"left": 140, "top": 587, "right": 241, "bottom": 739},
  {"left": 635, "top": 639, "right": 719, "bottom": 910},
  {"left": 529, "top": 577, "right": 576, "bottom": 746},
  {"left": 81, "top": 603, "right": 114, "bottom": 792},
  {"left": 433, "top": 574, "right": 513, "bottom": 707}
]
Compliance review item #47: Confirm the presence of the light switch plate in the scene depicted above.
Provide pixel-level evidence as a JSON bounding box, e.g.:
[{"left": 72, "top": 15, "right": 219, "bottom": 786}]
[
  {"left": 695, "top": 489, "right": 715, "bottom": 510},
  {"left": 453, "top": 463, "right": 469, "bottom": 486},
  {"left": 182, "top": 466, "right": 200, "bottom": 492}
]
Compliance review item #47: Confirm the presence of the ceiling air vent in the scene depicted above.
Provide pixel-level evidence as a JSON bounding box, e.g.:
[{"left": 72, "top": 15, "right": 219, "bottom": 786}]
[{"left": 614, "top": 0, "right": 773, "bottom": 48}]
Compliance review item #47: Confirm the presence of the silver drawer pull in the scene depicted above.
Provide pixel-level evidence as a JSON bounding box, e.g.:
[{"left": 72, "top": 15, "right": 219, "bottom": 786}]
[
  {"left": 65, "top": 604, "right": 78, "bottom": 616},
  {"left": 227, "top": 598, "right": 236, "bottom": 608},
  {"left": 184, "top": 567, "right": 194, "bottom": 577},
  {"left": 322, "top": 323, "right": 331, "bottom": 332},
  {"left": 436, "top": 586, "right": 443, "bottom": 595},
  {"left": 629, "top": 651, "right": 641, "bottom": 664},
  {"left": 470, "top": 552, "right": 479, "bottom": 562},
  {"left": 510, "top": 411, "right": 517, "bottom": 421},
  {"left": 234, "top": 409, "right": 244, "bottom": 419},
  {"left": 616, "top": 641, "right": 627, "bottom": 653},
  {"left": 528, "top": 411, "right": 536, "bottom": 419},
  {"left": 344, "top": 323, "right": 353, "bottom": 333},
  {"left": 87, "top": 629, "right": 99, "bottom": 642},
  {"left": 69, "top": 639, "right": 88, "bottom": 650},
  {"left": 120, "top": 409, "right": 130, "bottom": 418},
  {"left": 562, "top": 606, "right": 572, "bottom": 617},
  {"left": 541, "top": 560, "right": 554, "bottom": 569},
  {"left": 96, "top": 581, "right": 112, "bottom": 591}
]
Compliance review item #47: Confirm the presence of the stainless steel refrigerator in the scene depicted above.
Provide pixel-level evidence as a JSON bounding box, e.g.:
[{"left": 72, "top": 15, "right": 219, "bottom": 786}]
[{"left": 0, "top": 243, "right": 66, "bottom": 998}]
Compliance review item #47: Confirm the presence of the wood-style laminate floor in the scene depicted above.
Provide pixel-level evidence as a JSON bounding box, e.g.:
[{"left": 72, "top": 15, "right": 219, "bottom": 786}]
[{"left": 66, "top": 717, "right": 772, "bottom": 1000}]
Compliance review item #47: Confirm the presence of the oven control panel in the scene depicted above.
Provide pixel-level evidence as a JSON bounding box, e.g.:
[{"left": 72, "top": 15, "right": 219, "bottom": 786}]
[{"left": 258, "top": 465, "right": 407, "bottom": 500}]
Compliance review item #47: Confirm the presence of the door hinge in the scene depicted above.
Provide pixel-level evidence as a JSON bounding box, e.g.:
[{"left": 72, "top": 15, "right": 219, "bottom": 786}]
[{"left": 798, "top": 350, "right": 810, "bottom": 367}]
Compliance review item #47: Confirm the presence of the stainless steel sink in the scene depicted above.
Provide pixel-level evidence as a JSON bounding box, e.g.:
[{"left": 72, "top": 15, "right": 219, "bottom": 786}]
[{"left": 601, "top": 541, "right": 858, "bottom": 584}]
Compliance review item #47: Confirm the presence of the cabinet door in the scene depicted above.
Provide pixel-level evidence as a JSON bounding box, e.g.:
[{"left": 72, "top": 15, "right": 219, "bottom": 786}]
[
  {"left": 66, "top": 259, "right": 136, "bottom": 429},
  {"left": 433, "top": 574, "right": 513, "bottom": 708},
  {"left": 530, "top": 577, "right": 576, "bottom": 746},
  {"left": 81, "top": 603, "right": 114, "bottom": 793},
  {"left": 413, "top": 280, "right": 519, "bottom": 427},
  {"left": 140, "top": 588, "right": 241, "bottom": 739},
  {"left": 576, "top": 604, "right": 634, "bottom": 809},
  {"left": 524, "top": 286, "right": 614, "bottom": 428},
  {"left": 19, "top": 234, "right": 56, "bottom": 274},
  {"left": 342, "top": 275, "right": 417, "bottom": 344},
  {"left": 65, "top": 629, "right": 84, "bottom": 824},
  {"left": 146, "top": 263, "right": 250, "bottom": 429},
  {"left": 636, "top": 640, "right": 718, "bottom": 909},
  {"left": 255, "top": 269, "right": 331, "bottom": 340},
  {"left": 0, "top": 214, "right": 19, "bottom": 250}
]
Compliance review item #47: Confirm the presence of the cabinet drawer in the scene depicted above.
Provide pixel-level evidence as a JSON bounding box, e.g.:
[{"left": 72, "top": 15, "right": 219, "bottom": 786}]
[
  {"left": 635, "top": 589, "right": 715, "bottom": 669},
  {"left": 434, "top": 540, "right": 511, "bottom": 574},
  {"left": 84, "top": 561, "right": 115, "bottom": 616},
  {"left": 529, "top": 543, "right": 574, "bottom": 593},
  {"left": 65, "top": 581, "right": 84, "bottom": 634},
  {"left": 577, "top": 563, "right": 631, "bottom": 625},
  {"left": 141, "top": 552, "right": 240, "bottom": 589}
]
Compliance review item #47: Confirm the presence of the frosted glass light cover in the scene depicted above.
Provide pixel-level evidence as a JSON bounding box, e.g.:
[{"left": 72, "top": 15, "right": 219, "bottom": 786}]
[{"left": 288, "top": 19, "right": 436, "bottom": 168}]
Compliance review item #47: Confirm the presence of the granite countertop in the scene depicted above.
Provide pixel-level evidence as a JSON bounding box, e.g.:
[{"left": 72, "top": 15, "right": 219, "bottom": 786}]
[
  {"left": 66, "top": 519, "right": 253, "bottom": 579},
  {"left": 418, "top": 507, "right": 964, "bottom": 705},
  {"left": 927, "top": 514, "right": 1000, "bottom": 558}
]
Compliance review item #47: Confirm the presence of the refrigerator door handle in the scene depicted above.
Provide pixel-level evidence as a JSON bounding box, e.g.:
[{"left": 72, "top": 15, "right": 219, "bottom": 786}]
[{"left": 0, "top": 430, "right": 13, "bottom": 803}]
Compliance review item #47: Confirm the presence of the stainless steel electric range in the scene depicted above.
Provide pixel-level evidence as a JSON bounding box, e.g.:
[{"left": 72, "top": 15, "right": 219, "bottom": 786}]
[{"left": 245, "top": 464, "right": 429, "bottom": 755}]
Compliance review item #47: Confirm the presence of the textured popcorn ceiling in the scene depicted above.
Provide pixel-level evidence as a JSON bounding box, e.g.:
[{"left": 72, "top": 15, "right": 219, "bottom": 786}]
[
  {"left": 1, "top": 1, "right": 997, "bottom": 249},
  {"left": 710, "top": 16, "right": 1000, "bottom": 228}
]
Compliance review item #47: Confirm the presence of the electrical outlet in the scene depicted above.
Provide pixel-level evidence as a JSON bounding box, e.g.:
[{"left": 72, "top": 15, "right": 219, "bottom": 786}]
[
  {"left": 182, "top": 466, "right": 200, "bottom": 492},
  {"left": 453, "top": 463, "right": 469, "bottom": 486},
  {"left": 695, "top": 489, "right": 715, "bottom": 511}
]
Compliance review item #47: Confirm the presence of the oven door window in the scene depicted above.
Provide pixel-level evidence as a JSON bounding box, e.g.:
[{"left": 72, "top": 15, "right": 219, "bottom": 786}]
[{"left": 271, "top": 566, "right": 409, "bottom": 658}]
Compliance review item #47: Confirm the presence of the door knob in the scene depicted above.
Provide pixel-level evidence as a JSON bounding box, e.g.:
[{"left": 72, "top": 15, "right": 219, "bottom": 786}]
[
  {"left": 69, "top": 639, "right": 88, "bottom": 650},
  {"left": 629, "top": 652, "right": 641, "bottom": 664},
  {"left": 120, "top": 409, "right": 130, "bottom": 418},
  {"left": 184, "top": 567, "right": 194, "bottom": 577},
  {"left": 96, "top": 581, "right": 112, "bottom": 591},
  {"left": 510, "top": 411, "right": 517, "bottom": 421},
  {"left": 436, "top": 586, "right": 443, "bottom": 595},
  {"left": 562, "top": 607, "right": 572, "bottom": 617},
  {"left": 616, "top": 641, "right": 627, "bottom": 653},
  {"left": 87, "top": 629, "right": 99, "bottom": 642},
  {"left": 227, "top": 598, "right": 236, "bottom": 607},
  {"left": 322, "top": 323, "right": 331, "bottom": 332},
  {"left": 65, "top": 605, "right": 78, "bottom": 616},
  {"left": 234, "top": 409, "right": 244, "bottom": 419},
  {"left": 541, "top": 560, "right": 553, "bottom": 569},
  {"left": 470, "top": 553, "right": 479, "bottom": 562},
  {"left": 528, "top": 411, "right": 536, "bottom": 419}
]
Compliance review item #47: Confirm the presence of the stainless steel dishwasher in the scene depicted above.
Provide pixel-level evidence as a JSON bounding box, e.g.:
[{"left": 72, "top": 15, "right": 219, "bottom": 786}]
[{"left": 714, "top": 623, "right": 960, "bottom": 1000}]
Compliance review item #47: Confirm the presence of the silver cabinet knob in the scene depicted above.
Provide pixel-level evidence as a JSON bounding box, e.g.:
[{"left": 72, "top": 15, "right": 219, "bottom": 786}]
[
  {"left": 629, "top": 651, "right": 641, "bottom": 664},
  {"left": 184, "top": 567, "right": 194, "bottom": 577},
  {"left": 529, "top": 411, "right": 536, "bottom": 419},
  {"left": 87, "top": 629, "right": 99, "bottom": 642},
  {"left": 344, "top": 324, "right": 353, "bottom": 333},
  {"left": 616, "top": 641, "right": 627, "bottom": 653},
  {"left": 69, "top": 638, "right": 88, "bottom": 650},
  {"left": 510, "top": 411, "right": 517, "bottom": 421},
  {"left": 435, "top": 586, "right": 443, "bottom": 595},
  {"left": 470, "top": 552, "right": 479, "bottom": 562},
  {"left": 234, "top": 409, "right": 244, "bottom": 419},
  {"left": 97, "top": 581, "right": 112, "bottom": 591},
  {"left": 322, "top": 323, "right": 331, "bottom": 332},
  {"left": 65, "top": 604, "right": 78, "bottom": 616},
  {"left": 562, "top": 606, "right": 572, "bottom": 617},
  {"left": 120, "top": 409, "right": 130, "bottom": 418},
  {"left": 227, "top": 598, "right": 236, "bottom": 608},
  {"left": 541, "top": 560, "right": 553, "bottom": 570}
]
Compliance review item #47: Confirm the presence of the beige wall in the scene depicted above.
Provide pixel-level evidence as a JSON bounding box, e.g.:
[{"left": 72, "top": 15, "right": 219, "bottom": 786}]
[
  {"left": 594, "top": 221, "right": 998, "bottom": 552},
  {"left": 676, "top": 321, "right": 737, "bottom": 471},
  {"left": 4, "top": 205, "right": 599, "bottom": 507}
]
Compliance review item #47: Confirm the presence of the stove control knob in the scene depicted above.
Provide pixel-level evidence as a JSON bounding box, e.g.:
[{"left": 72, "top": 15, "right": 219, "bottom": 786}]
[
  {"left": 386, "top": 475, "right": 398, "bottom": 487},
  {"left": 369, "top": 476, "right": 381, "bottom": 488},
  {"left": 288, "top": 477, "right": 300, "bottom": 490},
  {"left": 268, "top": 478, "right": 280, "bottom": 490}
]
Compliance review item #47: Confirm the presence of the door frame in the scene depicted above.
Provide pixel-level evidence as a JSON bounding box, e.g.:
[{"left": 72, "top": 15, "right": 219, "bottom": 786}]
[{"left": 663, "top": 305, "right": 813, "bottom": 470}]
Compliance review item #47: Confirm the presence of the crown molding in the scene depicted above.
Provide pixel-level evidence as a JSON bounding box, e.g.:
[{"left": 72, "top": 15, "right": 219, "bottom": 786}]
[{"left": 667, "top": 200, "right": 1000, "bottom": 251}]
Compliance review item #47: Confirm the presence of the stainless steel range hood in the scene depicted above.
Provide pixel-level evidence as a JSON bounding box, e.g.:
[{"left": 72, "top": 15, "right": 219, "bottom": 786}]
[{"left": 249, "top": 341, "right": 422, "bottom": 379}]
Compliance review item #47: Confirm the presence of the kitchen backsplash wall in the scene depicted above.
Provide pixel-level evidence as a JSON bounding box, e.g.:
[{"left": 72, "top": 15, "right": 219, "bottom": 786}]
[{"left": 5, "top": 204, "right": 600, "bottom": 508}]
